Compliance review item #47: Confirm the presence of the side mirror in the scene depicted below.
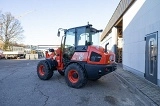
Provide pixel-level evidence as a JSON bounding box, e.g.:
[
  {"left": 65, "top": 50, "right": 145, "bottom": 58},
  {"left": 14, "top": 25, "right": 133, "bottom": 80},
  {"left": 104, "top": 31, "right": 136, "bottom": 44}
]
[
  {"left": 57, "top": 31, "right": 60, "bottom": 37},
  {"left": 98, "top": 29, "right": 103, "bottom": 32}
]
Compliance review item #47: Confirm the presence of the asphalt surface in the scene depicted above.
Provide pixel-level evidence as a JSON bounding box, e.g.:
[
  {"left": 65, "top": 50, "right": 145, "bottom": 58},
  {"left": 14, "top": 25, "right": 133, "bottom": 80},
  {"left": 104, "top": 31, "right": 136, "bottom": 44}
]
[{"left": 0, "top": 59, "right": 149, "bottom": 106}]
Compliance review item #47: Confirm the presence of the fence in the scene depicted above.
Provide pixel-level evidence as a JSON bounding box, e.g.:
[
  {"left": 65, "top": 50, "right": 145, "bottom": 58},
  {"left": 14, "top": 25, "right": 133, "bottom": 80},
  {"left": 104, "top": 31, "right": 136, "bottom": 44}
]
[{"left": 25, "top": 54, "right": 38, "bottom": 60}]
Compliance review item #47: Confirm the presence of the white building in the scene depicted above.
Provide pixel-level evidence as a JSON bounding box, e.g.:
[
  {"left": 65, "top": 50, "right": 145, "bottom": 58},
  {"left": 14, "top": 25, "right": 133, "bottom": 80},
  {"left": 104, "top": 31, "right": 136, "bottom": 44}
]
[{"left": 101, "top": 0, "right": 160, "bottom": 86}]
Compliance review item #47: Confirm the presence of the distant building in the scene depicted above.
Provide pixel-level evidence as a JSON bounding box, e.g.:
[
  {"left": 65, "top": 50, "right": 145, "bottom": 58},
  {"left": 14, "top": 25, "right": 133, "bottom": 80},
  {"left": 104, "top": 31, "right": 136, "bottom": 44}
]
[
  {"left": 37, "top": 45, "right": 60, "bottom": 51},
  {"left": 101, "top": 0, "right": 160, "bottom": 86},
  {"left": 12, "top": 46, "right": 25, "bottom": 52}
]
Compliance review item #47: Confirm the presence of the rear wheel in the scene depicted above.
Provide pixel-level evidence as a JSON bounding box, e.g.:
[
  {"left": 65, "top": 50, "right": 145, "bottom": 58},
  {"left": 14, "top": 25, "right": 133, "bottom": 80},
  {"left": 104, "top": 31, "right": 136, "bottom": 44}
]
[
  {"left": 37, "top": 60, "right": 53, "bottom": 80},
  {"left": 65, "top": 63, "right": 87, "bottom": 88}
]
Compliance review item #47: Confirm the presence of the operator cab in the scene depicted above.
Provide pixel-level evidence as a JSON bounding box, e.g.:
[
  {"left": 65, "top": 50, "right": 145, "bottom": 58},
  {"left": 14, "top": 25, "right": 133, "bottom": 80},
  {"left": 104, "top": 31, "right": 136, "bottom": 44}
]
[
  {"left": 57, "top": 24, "right": 102, "bottom": 64},
  {"left": 63, "top": 24, "right": 102, "bottom": 47}
]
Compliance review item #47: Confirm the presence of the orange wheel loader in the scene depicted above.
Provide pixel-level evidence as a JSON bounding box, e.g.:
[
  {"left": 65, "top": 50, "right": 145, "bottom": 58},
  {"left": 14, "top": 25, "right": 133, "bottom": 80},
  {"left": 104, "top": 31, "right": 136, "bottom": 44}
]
[{"left": 37, "top": 24, "right": 117, "bottom": 88}]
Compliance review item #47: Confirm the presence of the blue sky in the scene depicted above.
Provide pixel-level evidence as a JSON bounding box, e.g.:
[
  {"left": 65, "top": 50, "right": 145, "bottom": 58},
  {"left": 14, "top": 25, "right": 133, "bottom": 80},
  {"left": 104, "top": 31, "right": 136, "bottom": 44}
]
[{"left": 0, "top": 0, "right": 119, "bottom": 45}]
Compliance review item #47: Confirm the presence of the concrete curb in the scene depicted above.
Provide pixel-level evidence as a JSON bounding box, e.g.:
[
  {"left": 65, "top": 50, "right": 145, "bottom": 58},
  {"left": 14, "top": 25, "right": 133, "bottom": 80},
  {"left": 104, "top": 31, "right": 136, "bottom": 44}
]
[{"left": 114, "top": 71, "right": 157, "bottom": 106}]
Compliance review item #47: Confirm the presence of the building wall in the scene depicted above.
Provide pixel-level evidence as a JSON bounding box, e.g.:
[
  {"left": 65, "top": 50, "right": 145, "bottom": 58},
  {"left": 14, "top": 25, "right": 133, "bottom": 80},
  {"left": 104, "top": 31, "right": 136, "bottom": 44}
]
[
  {"left": 101, "top": 32, "right": 112, "bottom": 51},
  {"left": 123, "top": 0, "right": 160, "bottom": 83},
  {"left": 100, "top": 27, "right": 117, "bottom": 52}
]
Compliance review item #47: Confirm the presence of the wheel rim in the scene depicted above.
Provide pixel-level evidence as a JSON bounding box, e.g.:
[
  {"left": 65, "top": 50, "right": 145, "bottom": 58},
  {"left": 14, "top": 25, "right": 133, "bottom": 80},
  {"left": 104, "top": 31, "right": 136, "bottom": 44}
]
[
  {"left": 39, "top": 65, "right": 45, "bottom": 76},
  {"left": 68, "top": 69, "right": 79, "bottom": 83}
]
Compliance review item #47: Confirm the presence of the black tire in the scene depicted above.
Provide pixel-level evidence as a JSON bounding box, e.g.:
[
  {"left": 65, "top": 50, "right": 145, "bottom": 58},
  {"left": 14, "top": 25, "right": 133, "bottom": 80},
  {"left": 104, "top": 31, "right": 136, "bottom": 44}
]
[
  {"left": 58, "top": 70, "right": 64, "bottom": 76},
  {"left": 37, "top": 60, "right": 53, "bottom": 80},
  {"left": 90, "top": 77, "right": 101, "bottom": 81},
  {"left": 65, "top": 63, "right": 87, "bottom": 88}
]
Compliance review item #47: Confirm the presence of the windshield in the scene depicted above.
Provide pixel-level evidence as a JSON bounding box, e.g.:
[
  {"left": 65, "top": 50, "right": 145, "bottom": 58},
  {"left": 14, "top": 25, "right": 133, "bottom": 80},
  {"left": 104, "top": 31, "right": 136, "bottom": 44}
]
[
  {"left": 63, "top": 25, "right": 101, "bottom": 48},
  {"left": 90, "top": 32, "right": 100, "bottom": 45},
  {"left": 76, "top": 27, "right": 86, "bottom": 46}
]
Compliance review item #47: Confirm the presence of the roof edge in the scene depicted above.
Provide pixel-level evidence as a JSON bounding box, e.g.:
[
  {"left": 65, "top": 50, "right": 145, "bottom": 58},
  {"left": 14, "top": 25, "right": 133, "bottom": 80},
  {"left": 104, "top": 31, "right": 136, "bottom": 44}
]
[{"left": 100, "top": 0, "right": 136, "bottom": 41}]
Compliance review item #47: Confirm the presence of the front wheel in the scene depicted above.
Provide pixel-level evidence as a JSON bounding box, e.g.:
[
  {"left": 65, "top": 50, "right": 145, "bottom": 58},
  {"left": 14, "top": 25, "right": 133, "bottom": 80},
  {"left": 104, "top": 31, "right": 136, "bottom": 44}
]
[
  {"left": 37, "top": 60, "right": 53, "bottom": 80},
  {"left": 65, "top": 63, "right": 87, "bottom": 88}
]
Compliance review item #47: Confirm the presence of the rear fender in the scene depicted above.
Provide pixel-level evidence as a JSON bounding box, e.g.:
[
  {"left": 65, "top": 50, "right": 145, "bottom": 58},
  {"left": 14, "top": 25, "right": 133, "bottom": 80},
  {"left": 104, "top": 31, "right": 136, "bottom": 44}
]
[{"left": 64, "top": 61, "right": 86, "bottom": 74}]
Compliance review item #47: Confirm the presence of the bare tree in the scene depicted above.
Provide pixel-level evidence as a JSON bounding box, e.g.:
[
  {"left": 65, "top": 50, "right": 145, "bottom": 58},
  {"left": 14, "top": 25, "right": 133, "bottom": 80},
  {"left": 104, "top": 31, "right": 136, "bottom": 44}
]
[{"left": 0, "top": 12, "right": 24, "bottom": 50}]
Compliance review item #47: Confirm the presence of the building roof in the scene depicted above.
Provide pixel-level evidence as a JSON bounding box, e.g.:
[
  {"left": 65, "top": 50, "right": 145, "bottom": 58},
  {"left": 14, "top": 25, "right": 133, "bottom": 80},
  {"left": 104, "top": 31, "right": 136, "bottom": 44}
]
[{"left": 100, "top": 0, "right": 135, "bottom": 41}]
